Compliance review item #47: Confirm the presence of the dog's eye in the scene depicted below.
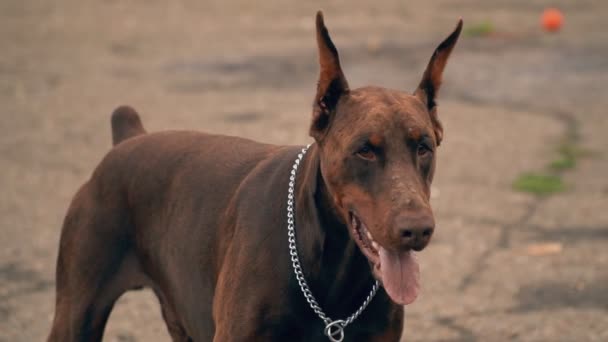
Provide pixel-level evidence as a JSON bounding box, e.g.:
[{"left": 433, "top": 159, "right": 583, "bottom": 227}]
[
  {"left": 417, "top": 142, "right": 433, "bottom": 157},
  {"left": 356, "top": 144, "right": 376, "bottom": 161}
]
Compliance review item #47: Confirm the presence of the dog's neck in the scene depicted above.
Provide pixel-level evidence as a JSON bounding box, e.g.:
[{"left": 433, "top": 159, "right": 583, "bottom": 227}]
[{"left": 293, "top": 144, "right": 377, "bottom": 317}]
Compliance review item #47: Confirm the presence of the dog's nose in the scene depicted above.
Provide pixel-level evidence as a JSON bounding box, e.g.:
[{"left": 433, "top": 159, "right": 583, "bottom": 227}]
[{"left": 396, "top": 215, "right": 435, "bottom": 251}]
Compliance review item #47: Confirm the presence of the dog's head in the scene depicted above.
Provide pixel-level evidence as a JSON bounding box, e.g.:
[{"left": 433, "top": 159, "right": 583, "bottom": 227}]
[{"left": 310, "top": 12, "right": 462, "bottom": 305}]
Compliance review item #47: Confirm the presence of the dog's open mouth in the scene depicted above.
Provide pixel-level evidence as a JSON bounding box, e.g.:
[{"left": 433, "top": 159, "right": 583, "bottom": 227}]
[{"left": 350, "top": 212, "right": 420, "bottom": 306}]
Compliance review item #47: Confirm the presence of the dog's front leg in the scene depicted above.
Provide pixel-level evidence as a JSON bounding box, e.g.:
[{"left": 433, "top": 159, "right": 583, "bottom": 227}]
[
  {"left": 363, "top": 327, "right": 404, "bottom": 342},
  {"left": 212, "top": 247, "right": 291, "bottom": 342}
]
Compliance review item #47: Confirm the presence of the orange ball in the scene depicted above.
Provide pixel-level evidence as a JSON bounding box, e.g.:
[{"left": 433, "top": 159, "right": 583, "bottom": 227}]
[{"left": 541, "top": 8, "right": 564, "bottom": 32}]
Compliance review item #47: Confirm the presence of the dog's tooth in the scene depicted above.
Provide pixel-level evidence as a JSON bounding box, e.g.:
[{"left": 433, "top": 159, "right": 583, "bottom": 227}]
[
  {"left": 366, "top": 231, "right": 373, "bottom": 240},
  {"left": 372, "top": 241, "right": 379, "bottom": 250}
]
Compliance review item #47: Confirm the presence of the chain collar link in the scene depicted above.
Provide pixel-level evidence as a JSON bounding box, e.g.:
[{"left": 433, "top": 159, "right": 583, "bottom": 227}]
[{"left": 287, "top": 144, "right": 380, "bottom": 342}]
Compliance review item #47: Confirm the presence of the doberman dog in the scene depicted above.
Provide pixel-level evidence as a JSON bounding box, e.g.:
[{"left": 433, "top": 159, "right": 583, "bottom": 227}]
[{"left": 48, "top": 11, "right": 462, "bottom": 342}]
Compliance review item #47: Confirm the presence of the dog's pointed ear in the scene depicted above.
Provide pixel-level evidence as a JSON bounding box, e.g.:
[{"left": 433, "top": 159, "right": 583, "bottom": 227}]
[
  {"left": 415, "top": 19, "right": 462, "bottom": 146},
  {"left": 310, "top": 11, "right": 349, "bottom": 141}
]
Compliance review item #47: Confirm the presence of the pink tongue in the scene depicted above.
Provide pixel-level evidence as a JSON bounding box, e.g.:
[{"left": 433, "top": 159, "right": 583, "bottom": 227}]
[{"left": 378, "top": 247, "right": 420, "bottom": 305}]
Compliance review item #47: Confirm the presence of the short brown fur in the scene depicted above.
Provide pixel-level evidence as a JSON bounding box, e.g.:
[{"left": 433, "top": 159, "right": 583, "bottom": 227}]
[{"left": 48, "top": 12, "right": 461, "bottom": 341}]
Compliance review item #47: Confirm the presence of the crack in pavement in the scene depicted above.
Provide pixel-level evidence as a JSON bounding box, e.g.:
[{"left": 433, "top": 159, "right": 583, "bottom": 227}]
[
  {"left": 444, "top": 92, "right": 582, "bottom": 294},
  {"left": 457, "top": 201, "right": 541, "bottom": 291},
  {"left": 434, "top": 315, "right": 478, "bottom": 342}
]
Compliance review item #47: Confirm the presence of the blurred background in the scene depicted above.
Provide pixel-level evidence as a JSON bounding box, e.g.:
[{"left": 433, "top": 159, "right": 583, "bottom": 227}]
[{"left": 1, "top": 0, "right": 607, "bottom": 340}]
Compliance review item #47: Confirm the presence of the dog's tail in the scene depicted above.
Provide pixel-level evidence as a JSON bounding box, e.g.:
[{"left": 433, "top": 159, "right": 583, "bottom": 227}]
[{"left": 111, "top": 105, "right": 147, "bottom": 145}]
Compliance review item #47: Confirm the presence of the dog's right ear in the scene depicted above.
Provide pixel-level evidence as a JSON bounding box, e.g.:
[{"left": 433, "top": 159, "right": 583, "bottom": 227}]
[{"left": 310, "top": 11, "right": 349, "bottom": 142}]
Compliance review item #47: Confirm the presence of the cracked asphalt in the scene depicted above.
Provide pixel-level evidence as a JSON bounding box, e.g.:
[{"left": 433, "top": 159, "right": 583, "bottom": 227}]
[{"left": 1, "top": 0, "right": 607, "bottom": 341}]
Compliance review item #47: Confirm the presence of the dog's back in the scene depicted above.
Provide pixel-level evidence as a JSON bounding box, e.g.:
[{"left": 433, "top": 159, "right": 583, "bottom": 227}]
[{"left": 49, "top": 107, "right": 285, "bottom": 341}]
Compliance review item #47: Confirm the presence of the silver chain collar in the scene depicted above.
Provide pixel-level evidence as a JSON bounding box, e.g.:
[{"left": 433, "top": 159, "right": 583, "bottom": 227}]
[{"left": 287, "top": 144, "right": 380, "bottom": 342}]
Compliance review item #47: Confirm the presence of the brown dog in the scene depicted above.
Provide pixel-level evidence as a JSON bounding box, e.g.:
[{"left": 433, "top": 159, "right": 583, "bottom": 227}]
[{"left": 48, "top": 12, "right": 461, "bottom": 342}]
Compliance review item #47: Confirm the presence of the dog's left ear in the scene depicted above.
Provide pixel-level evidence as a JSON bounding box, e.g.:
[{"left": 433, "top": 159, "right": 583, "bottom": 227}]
[
  {"left": 415, "top": 19, "right": 463, "bottom": 146},
  {"left": 310, "top": 11, "right": 349, "bottom": 142}
]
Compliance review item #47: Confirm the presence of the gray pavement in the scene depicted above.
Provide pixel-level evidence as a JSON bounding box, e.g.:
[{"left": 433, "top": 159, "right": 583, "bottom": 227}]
[{"left": 1, "top": 0, "right": 607, "bottom": 341}]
